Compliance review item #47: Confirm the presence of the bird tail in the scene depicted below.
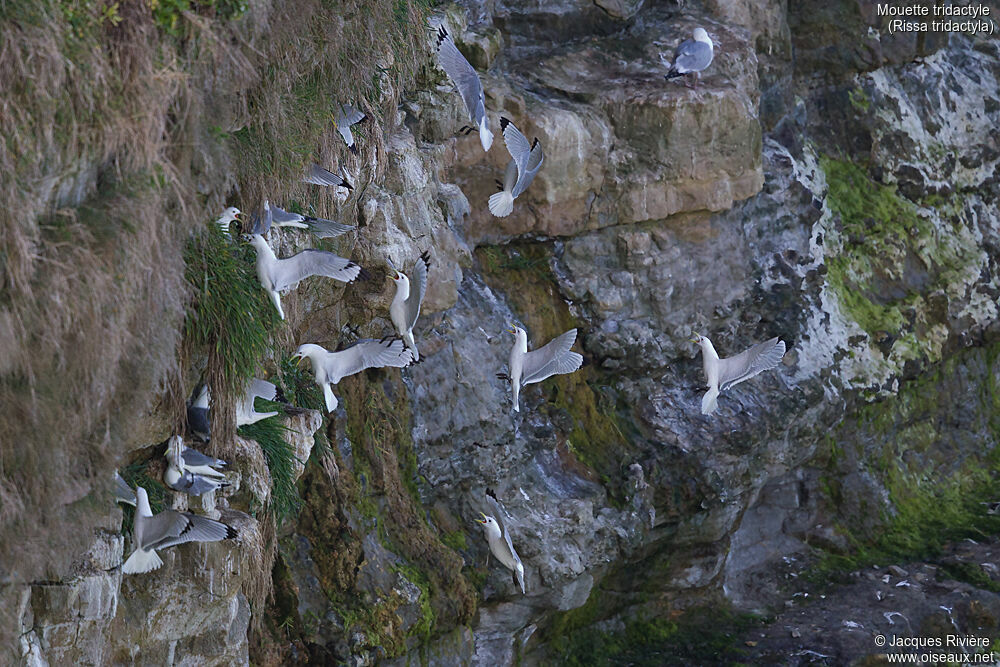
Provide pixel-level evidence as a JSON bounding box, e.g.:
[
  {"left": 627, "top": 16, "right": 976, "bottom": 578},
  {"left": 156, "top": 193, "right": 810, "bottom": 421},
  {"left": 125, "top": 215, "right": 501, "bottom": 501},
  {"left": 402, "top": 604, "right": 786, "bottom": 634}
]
[
  {"left": 489, "top": 191, "right": 514, "bottom": 217},
  {"left": 515, "top": 564, "right": 525, "bottom": 594},
  {"left": 479, "top": 122, "right": 494, "bottom": 152},
  {"left": 404, "top": 332, "right": 419, "bottom": 362},
  {"left": 701, "top": 386, "right": 720, "bottom": 415},
  {"left": 512, "top": 385, "right": 520, "bottom": 412},
  {"left": 122, "top": 548, "right": 163, "bottom": 574},
  {"left": 323, "top": 384, "right": 338, "bottom": 413}
]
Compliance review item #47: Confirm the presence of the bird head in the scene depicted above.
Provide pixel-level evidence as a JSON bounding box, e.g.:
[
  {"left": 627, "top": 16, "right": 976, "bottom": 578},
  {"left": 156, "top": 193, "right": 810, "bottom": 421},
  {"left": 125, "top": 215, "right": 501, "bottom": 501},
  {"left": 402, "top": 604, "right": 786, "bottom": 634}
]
[
  {"left": 693, "top": 27, "right": 712, "bottom": 45},
  {"left": 505, "top": 321, "right": 524, "bottom": 336},
  {"left": 292, "top": 343, "right": 324, "bottom": 368},
  {"left": 689, "top": 333, "right": 704, "bottom": 345},
  {"left": 476, "top": 512, "right": 497, "bottom": 529}
]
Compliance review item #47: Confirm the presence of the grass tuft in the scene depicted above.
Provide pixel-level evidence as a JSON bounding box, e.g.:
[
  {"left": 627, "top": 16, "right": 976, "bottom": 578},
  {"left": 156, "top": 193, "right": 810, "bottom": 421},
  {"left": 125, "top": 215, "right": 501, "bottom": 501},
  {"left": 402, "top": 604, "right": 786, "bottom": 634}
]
[{"left": 239, "top": 416, "right": 303, "bottom": 521}]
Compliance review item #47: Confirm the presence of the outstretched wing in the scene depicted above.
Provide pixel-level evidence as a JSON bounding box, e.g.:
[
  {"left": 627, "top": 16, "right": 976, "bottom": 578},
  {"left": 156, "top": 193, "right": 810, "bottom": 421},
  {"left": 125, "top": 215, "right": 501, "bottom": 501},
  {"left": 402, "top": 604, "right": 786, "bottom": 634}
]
[
  {"left": 306, "top": 218, "right": 355, "bottom": 239},
  {"left": 512, "top": 138, "right": 544, "bottom": 198},
  {"left": 405, "top": 252, "right": 430, "bottom": 330},
  {"left": 435, "top": 25, "right": 486, "bottom": 124},
  {"left": 718, "top": 337, "right": 786, "bottom": 391},
  {"left": 145, "top": 511, "right": 235, "bottom": 550},
  {"left": 304, "top": 164, "right": 353, "bottom": 190},
  {"left": 326, "top": 338, "right": 413, "bottom": 380},
  {"left": 499, "top": 117, "right": 531, "bottom": 186},
  {"left": 521, "top": 329, "right": 583, "bottom": 385},
  {"left": 271, "top": 250, "right": 362, "bottom": 292}
]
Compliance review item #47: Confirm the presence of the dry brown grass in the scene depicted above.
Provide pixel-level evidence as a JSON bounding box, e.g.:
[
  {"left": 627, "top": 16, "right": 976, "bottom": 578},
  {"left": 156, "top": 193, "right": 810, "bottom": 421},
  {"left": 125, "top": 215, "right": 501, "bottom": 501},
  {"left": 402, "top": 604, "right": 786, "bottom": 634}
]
[{"left": 0, "top": 0, "right": 432, "bottom": 654}]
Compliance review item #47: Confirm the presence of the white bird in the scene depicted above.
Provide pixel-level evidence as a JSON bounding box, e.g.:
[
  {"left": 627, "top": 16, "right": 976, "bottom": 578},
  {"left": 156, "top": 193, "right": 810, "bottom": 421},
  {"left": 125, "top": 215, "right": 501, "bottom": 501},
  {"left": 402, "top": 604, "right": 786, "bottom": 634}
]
[
  {"left": 236, "top": 378, "right": 280, "bottom": 426},
  {"left": 215, "top": 206, "right": 242, "bottom": 237},
  {"left": 164, "top": 437, "right": 229, "bottom": 497},
  {"left": 334, "top": 103, "right": 366, "bottom": 154},
  {"left": 663, "top": 27, "right": 714, "bottom": 88},
  {"left": 690, "top": 334, "right": 786, "bottom": 415},
  {"left": 476, "top": 492, "right": 525, "bottom": 594},
  {"left": 489, "top": 117, "right": 544, "bottom": 218},
  {"left": 114, "top": 471, "right": 136, "bottom": 506},
  {"left": 122, "top": 486, "right": 237, "bottom": 574},
  {"left": 186, "top": 383, "right": 210, "bottom": 442},
  {"left": 270, "top": 204, "right": 355, "bottom": 239},
  {"left": 303, "top": 164, "right": 353, "bottom": 191},
  {"left": 293, "top": 338, "right": 415, "bottom": 413},
  {"left": 434, "top": 25, "right": 493, "bottom": 152},
  {"left": 249, "top": 233, "right": 365, "bottom": 320},
  {"left": 389, "top": 252, "right": 431, "bottom": 362},
  {"left": 500, "top": 324, "right": 583, "bottom": 412}
]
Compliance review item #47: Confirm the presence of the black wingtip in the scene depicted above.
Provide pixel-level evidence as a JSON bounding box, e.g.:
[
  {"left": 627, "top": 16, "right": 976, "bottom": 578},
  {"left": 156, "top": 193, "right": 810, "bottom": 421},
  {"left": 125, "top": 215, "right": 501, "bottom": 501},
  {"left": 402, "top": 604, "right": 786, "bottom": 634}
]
[
  {"left": 495, "top": 179, "right": 504, "bottom": 192},
  {"left": 349, "top": 143, "right": 359, "bottom": 155},
  {"left": 355, "top": 265, "right": 372, "bottom": 281},
  {"left": 499, "top": 116, "right": 511, "bottom": 131},
  {"left": 665, "top": 71, "right": 683, "bottom": 80},
  {"left": 436, "top": 25, "right": 448, "bottom": 47},
  {"left": 342, "top": 178, "right": 354, "bottom": 191},
  {"left": 530, "top": 137, "right": 540, "bottom": 149},
  {"left": 420, "top": 250, "right": 431, "bottom": 268},
  {"left": 225, "top": 524, "right": 238, "bottom": 540},
  {"left": 485, "top": 487, "right": 499, "bottom": 502}
]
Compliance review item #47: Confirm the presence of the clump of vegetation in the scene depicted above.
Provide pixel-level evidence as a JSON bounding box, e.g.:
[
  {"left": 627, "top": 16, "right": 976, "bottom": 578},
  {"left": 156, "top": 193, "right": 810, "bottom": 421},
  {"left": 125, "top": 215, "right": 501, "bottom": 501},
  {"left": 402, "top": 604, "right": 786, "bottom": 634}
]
[{"left": 238, "top": 416, "right": 303, "bottom": 521}]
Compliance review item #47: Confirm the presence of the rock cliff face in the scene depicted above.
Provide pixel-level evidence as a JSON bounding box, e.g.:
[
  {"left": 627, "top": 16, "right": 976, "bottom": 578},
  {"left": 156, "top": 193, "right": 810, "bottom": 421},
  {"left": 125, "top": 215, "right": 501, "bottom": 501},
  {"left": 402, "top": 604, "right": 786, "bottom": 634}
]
[{"left": 4, "top": 0, "right": 1000, "bottom": 664}]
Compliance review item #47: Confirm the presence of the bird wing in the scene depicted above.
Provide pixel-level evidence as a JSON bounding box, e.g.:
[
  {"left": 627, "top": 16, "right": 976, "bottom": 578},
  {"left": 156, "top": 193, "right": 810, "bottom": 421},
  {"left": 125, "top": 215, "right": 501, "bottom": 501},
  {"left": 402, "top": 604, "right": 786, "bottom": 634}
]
[
  {"left": 114, "top": 472, "right": 136, "bottom": 506},
  {"left": 248, "top": 378, "right": 277, "bottom": 402},
  {"left": 326, "top": 338, "right": 413, "bottom": 379},
  {"left": 181, "top": 447, "right": 226, "bottom": 470},
  {"left": 336, "top": 103, "right": 366, "bottom": 127},
  {"left": 247, "top": 204, "right": 273, "bottom": 235},
  {"left": 405, "top": 252, "right": 430, "bottom": 331},
  {"left": 304, "top": 164, "right": 351, "bottom": 189},
  {"left": 270, "top": 205, "right": 306, "bottom": 225},
  {"left": 521, "top": 329, "right": 583, "bottom": 385},
  {"left": 435, "top": 26, "right": 486, "bottom": 124},
  {"left": 672, "top": 39, "right": 713, "bottom": 74},
  {"left": 270, "top": 249, "right": 362, "bottom": 292},
  {"left": 306, "top": 218, "right": 355, "bottom": 239},
  {"left": 718, "top": 338, "right": 786, "bottom": 391},
  {"left": 512, "top": 138, "right": 544, "bottom": 198},
  {"left": 485, "top": 493, "right": 523, "bottom": 570},
  {"left": 168, "top": 470, "right": 221, "bottom": 496},
  {"left": 500, "top": 158, "right": 518, "bottom": 193},
  {"left": 499, "top": 117, "right": 531, "bottom": 187},
  {"left": 146, "top": 512, "right": 234, "bottom": 550}
]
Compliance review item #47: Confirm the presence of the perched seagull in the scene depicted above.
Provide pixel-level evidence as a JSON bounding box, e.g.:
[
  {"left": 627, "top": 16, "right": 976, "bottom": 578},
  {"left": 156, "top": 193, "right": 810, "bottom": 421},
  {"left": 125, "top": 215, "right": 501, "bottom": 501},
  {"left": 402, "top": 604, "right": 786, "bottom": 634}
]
[
  {"left": 389, "top": 252, "right": 431, "bottom": 362},
  {"left": 498, "top": 324, "right": 583, "bottom": 412},
  {"left": 271, "top": 204, "right": 355, "bottom": 239},
  {"left": 178, "top": 444, "right": 227, "bottom": 480},
  {"left": 435, "top": 25, "right": 493, "bottom": 152},
  {"left": 114, "top": 471, "right": 136, "bottom": 506},
  {"left": 489, "top": 117, "right": 544, "bottom": 218},
  {"left": 216, "top": 207, "right": 242, "bottom": 237},
  {"left": 690, "top": 334, "right": 786, "bottom": 415},
  {"left": 164, "top": 437, "right": 229, "bottom": 497},
  {"left": 476, "top": 491, "right": 525, "bottom": 594},
  {"left": 121, "top": 486, "right": 237, "bottom": 574},
  {"left": 303, "top": 164, "right": 353, "bottom": 191},
  {"left": 186, "top": 383, "right": 211, "bottom": 442},
  {"left": 334, "top": 103, "right": 366, "bottom": 154},
  {"left": 293, "top": 338, "right": 415, "bottom": 413},
  {"left": 249, "top": 233, "right": 365, "bottom": 320},
  {"left": 236, "top": 378, "right": 280, "bottom": 426},
  {"left": 663, "top": 27, "right": 714, "bottom": 88}
]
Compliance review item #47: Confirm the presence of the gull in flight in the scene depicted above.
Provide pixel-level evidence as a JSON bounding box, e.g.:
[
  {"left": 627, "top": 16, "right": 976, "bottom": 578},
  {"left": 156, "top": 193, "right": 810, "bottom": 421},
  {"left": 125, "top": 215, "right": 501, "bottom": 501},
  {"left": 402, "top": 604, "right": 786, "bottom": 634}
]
[
  {"left": 334, "top": 103, "right": 366, "bottom": 154},
  {"left": 164, "top": 436, "right": 230, "bottom": 496},
  {"left": 489, "top": 117, "right": 544, "bottom": 218},
  {"left": 114, "top": 471, "right": 136, "bottom": 506},
  {"left": 663, "top": 27, "right": 714, "bottom": 88},
  {"left": 293, "top": 338, "right": 414, "bottom": 413},
  {"left": 303, "top": 164, "right": 353, "bottom": 192},
  {"left": 690, "top": 333, "right": 786, "bottom": 415},
  {"left": 236, "top": 378, "right": 280, "bottom": 426},
  {"left": 476, "top": 490, "right": 525, "bottom": 594},
  {"left": 498, "top": 323, "right": 583, "bottom": 412},
  {"left": 121, "top": 486, "right": 237, "bottom": 574},
  {"left": 246, "top": 200, "right": 354, "bottom": 239},
  {"left": 187, "top": 383, "right": 210, "bottom": 442},
  {"left": 216, "top": 206, "right": 243, "bottom": 237},
  {"left": 249, "top": 234, "right": 365, "bottom": 320},
  {"left": 389, "top": 252, "right": 431, "bottom": 362},
  {"left": 435, "top": 25, "right": 493, "bottom": 151}
]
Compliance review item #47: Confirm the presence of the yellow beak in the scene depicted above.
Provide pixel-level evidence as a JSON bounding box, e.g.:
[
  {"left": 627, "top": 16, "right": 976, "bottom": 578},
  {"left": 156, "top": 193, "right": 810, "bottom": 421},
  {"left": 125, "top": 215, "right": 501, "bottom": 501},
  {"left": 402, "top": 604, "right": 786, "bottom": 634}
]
[
  {"left": 476, "top": 512, "right": 487, "bottom": 524},
  {"left": 689, "top": 334, "right": 700, "bottom": 344}
]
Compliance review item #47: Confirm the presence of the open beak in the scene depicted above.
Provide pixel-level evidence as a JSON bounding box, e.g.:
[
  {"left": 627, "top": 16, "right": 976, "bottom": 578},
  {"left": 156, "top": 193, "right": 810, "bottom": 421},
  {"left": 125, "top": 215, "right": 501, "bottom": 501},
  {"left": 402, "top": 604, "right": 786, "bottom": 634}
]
[
  {"left": 506, "top": 322, "right": 517, "bottom": 334},
  {"left": 292, "top": 353, "right": 304, "bottom": 367},
  {"left": 476, "top": 512, "right": 487, "bottom": 524},
  {"left": 688, "top": 334, "right": 700, "bottom": 344}
]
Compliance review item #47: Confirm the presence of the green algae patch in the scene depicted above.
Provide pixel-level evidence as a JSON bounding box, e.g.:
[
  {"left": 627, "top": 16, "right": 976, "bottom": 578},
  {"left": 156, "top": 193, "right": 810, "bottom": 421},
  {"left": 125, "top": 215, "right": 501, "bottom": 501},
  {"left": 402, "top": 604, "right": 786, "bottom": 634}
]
[
  {"left": 477, "top": 243, "right": 636, "bottom": 501},
  {"left": 820, "top": 156, "right": 979, "bottom": 366},
  {"left": 811, "top": 342, "right": 1000, "bottom": 579}
]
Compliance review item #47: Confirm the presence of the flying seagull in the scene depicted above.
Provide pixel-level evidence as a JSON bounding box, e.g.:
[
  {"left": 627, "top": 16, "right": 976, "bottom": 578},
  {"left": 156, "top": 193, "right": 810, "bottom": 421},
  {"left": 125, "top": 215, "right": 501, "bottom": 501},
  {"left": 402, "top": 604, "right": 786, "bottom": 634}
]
[
  {"left": 434, "top": 25, "right": 493, "bottom": 152},
  {"left": 236, "top": 378, "right": 280, "bottom": 426},
  {"left": 293, "top": 338, "right": 414, "bottom": 413},
  {"left": 663, "top": 28, "right": 714, "bottom": 88},
  {"left": 249, "top": 233, "right": 365, "bottom": 320},
  {"left": 271, "top": 204, "right": 355, "bottom": 239},
  {"left": 164, "top": 437, "right": 229, "bottom": 496},
  {"left": 489, "top": 117, "right": 544, "bottom": 218},
  {"left": 476, "top": 490, "right": 525, "bottom": 594},
  {"left": 499, "top": 324, "right": 583, "bottom": 412},
  {"left": 121, "top": 486, "right": 237, "bottom": 574},
  {"left": 303, "top": 164, "right": 353, "bottom": 191},
  {"left": 216, "top": 207, "right": 243, "bottom": 237},
  {"left": 334, "top": 103, "right": 366, "bottom": 154},
  {"left": 690, "top": 334, "right": 786, "bottom": 415},
  {"left": 114, "top": 471, "right": 136, "bottom": 506},
  {"left": 389, "top": 252, "right": 431, "bottom": 362},
  {"left": 186, "top": 383, "right": 210, "bottom": 442}
]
